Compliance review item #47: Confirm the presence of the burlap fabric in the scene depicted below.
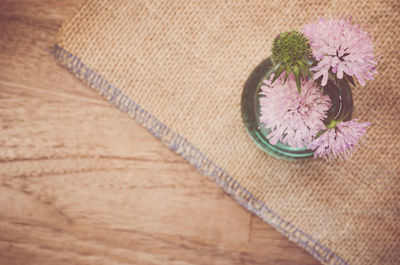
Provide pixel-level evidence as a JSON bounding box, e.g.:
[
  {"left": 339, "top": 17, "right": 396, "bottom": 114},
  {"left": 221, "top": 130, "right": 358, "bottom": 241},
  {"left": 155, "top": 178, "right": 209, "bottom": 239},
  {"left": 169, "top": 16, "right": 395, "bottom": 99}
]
[{"left": 54, "top": 1, "right": 400, "bottom": 264}]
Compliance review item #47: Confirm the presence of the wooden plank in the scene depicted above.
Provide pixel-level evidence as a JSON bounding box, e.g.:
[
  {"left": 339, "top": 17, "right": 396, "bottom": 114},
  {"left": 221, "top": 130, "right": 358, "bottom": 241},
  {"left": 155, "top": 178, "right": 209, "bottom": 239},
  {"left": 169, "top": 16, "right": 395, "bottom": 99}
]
[{"left": 0, "top": 1, "right": 320, "bottom": 264}]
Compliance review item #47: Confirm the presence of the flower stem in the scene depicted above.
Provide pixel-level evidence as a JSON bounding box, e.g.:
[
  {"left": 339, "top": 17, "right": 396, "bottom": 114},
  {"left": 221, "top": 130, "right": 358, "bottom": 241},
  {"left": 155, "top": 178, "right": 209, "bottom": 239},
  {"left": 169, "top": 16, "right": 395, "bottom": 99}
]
[{"left": 326, "top": 119, "right": 341, "bottom": 129}]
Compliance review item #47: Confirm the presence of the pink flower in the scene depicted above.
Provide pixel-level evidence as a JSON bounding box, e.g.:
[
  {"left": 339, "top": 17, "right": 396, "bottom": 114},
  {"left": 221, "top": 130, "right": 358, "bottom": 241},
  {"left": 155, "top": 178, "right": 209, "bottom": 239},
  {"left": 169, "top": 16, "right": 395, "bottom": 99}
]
[
  {"left": 307, "top": 119, "right": 370, "bottom": 161},
  {"left": 259, "top": 73, "right": 331, "bottom": 148},
  {"left": 303, "top": 18, "right": 377, "bottom": 86}
]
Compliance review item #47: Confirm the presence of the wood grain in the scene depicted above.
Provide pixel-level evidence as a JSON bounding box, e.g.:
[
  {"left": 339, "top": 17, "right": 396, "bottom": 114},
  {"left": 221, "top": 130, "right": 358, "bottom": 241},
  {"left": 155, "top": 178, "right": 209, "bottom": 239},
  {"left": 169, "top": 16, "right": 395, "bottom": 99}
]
[{"left": 0, "top": 1, "right": 320, "bottom": 264}]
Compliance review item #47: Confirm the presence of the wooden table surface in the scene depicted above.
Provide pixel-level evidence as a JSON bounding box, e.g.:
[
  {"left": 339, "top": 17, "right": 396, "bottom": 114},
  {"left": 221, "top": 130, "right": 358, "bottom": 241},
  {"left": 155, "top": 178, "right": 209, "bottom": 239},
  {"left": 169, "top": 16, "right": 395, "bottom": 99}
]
[{"left": 0, "top": 1, "right": 320, "bottom": 264}]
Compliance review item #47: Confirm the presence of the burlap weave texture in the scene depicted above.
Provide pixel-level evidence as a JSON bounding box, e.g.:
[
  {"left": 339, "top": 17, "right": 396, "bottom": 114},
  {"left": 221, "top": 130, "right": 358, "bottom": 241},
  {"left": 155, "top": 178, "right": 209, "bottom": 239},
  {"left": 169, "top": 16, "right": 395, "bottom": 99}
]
[{"left": 55, "top": 1, "right": 400, "bottom": 264}]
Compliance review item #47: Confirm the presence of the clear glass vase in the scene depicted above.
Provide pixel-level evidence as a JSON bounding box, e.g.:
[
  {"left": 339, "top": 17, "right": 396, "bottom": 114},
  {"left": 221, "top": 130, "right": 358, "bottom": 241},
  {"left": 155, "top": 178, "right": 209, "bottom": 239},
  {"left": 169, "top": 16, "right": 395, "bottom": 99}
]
[{"left": 241, "top": 58, "right": 353, "bottom": 160}]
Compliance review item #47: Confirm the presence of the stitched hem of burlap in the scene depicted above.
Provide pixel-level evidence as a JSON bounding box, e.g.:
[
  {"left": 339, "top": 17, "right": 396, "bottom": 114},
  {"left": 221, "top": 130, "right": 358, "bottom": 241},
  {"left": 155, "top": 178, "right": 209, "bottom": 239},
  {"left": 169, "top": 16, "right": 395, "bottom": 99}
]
[{"left": 53, "top": 44, "right": 349, "bottom": 265}]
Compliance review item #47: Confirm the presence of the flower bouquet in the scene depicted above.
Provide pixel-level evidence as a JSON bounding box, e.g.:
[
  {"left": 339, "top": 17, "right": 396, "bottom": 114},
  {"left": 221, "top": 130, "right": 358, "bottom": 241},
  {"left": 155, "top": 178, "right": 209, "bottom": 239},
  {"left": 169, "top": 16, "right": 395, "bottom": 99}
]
[{"left": 242, "top": 18, "right": 377, "bottom": 161}]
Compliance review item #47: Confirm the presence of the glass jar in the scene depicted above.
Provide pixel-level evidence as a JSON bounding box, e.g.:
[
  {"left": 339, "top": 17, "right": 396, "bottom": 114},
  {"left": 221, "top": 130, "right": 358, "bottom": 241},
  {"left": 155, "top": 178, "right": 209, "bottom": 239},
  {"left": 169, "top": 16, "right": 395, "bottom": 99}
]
[{"left": 241, "top": 58, "right": 353, "bottom": 160}]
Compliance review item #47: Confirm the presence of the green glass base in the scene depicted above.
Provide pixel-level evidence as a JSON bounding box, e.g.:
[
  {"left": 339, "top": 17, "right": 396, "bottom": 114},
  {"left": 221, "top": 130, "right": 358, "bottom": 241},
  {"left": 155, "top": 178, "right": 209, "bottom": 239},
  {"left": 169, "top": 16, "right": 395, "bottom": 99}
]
[{"left": 241, "top": 58, "right": 353, "bottom": 161}]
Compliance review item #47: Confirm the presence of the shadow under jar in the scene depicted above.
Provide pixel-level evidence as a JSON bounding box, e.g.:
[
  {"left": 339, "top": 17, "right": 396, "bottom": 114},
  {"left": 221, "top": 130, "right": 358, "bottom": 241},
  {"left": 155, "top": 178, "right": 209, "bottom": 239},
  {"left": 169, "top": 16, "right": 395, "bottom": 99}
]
[{"left": 241, "top": 58, "right": 353, "bottom": 161}]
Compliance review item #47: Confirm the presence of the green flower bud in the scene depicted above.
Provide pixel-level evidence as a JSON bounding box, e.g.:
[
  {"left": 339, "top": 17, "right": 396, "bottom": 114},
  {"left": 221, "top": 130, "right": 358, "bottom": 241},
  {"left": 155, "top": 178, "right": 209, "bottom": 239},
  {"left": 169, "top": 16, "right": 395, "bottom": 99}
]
[
  {"left": 268, "top": 30, "right": 313, "bottom": 93},
  {"left": 272, "top": 31, "right": 311, "bottom": 66}
]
